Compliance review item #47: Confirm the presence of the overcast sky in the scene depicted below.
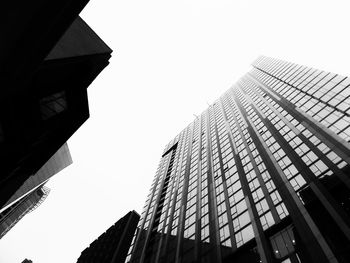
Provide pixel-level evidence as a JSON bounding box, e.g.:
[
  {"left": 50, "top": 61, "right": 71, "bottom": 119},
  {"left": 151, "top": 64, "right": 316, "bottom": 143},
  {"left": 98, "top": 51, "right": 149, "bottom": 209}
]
[{"left": 1, "top": 1, "right": 350, "bottom": 262}]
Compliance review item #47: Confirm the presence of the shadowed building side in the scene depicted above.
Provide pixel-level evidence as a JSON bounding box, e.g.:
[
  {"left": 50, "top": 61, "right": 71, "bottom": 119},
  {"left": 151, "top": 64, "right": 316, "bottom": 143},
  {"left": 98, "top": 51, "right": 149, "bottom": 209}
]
[
  {"left": 0, "top": 1, "right": 112, "bottom": 209},
  {"left": 77, "top": 211, "right": 140, "bottom": 263}
]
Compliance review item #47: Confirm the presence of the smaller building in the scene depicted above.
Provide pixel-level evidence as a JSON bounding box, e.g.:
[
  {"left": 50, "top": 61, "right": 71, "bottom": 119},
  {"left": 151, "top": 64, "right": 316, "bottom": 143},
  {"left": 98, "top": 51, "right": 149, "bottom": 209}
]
[{"left": 77, "top": 211, "right": 140, "bottom": 263}]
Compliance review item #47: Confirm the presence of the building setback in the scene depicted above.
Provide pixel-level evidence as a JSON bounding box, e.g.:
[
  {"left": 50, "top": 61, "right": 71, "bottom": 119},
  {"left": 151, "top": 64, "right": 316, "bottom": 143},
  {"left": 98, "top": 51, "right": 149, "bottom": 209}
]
[
  {"left": 77, "top": 211, "right": 140, "bottom": 263},
  {"left": 126, "top": 56, "right": 350, "bottom": 263}
]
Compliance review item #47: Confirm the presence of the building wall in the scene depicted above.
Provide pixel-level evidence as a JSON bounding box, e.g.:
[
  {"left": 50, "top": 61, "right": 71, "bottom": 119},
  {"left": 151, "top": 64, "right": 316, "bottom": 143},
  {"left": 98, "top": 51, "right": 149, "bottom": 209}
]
[{"left": 127, "top": 56, "right": 350, "bottom": 263}]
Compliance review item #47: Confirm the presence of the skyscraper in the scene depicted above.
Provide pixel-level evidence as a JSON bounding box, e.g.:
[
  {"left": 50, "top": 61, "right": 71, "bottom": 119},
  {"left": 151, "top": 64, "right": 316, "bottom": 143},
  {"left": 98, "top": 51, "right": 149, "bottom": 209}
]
[
  {"left": 0, "top": 186, "right": 50, "bottom": 239},
  {"left": 0, "top": 143, "right": 71, "bottom": 239},
  {"left": 126, "top": 56, "right": 350, "bottom": 263},
  {"left": 0, "top": 143, "right": 72, "bottom": 214}
]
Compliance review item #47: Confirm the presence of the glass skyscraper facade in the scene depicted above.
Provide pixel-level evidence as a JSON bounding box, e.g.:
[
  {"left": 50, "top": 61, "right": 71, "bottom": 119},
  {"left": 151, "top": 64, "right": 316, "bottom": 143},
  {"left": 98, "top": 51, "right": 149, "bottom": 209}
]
[
  {"left": 126, "top": 56, "right": 350, "bottom": 263},
  {"left": 0, "top": 143, "right": 71, "bottom": 239},
  {"left": 0, "top": 186, "right": 50, "bottom": 239},
  {"left": 0, "top": 143, "right": 71, "bottom": 213}
]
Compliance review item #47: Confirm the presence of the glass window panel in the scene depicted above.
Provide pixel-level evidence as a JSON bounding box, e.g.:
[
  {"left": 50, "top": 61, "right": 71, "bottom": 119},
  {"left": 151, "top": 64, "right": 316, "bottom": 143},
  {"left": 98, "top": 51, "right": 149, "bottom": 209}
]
[
  {"left": 237, "top": 211, "right": 250, "bottom": 228},
  {"left": 241, "top": 224, "right": 254, "bottom": 243},
  {"left": 40, "top": 91, "right": 67, "bottom": 120},
  {"left": 236, "top": 199, "right": 248, "bottom": 215}
]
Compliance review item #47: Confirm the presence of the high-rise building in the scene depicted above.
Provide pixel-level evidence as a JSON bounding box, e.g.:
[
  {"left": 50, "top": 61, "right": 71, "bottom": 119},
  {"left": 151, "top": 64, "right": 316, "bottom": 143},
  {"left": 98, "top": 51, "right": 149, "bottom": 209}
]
[
  {"left": 126, "top": 56, "right": 350, "bottom": 263},
  {"left": 77, "top": 211, "right": 140, "bottom": 263},
  {"left": 0, "top": 143, "right": 72, "bottom": 214},
  {"left": 0, "top": 186, "right": 50, "bottom": 239},
  {"left": 0, "top": 2, "right": 112, "bottom": 208},
  {"left": 0, "top": 143, "right": 71, "bottom": 238}
]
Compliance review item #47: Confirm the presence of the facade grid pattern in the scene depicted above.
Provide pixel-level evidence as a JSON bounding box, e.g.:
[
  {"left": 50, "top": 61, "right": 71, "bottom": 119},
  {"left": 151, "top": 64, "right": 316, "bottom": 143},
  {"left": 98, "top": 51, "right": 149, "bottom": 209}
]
[{"left": 127, "top": 56, "right": 350, "bottom": 263}]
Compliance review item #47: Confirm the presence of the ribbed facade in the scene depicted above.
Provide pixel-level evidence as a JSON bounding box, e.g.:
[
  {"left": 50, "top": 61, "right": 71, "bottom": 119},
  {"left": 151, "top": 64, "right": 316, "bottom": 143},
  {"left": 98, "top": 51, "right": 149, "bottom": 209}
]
[{"left": 126, "top": 56, "right": 350, "bottom": 263}]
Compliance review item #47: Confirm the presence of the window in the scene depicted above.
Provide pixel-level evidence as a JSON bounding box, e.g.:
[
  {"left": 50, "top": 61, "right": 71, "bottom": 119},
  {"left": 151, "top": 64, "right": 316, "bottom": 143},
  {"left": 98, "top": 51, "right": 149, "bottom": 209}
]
[
  {"left": 236, "top": 224, "right": 254, "bottom": 247},
  {"left": 40, "top": 91, "right": 67, "bottom": 120}
]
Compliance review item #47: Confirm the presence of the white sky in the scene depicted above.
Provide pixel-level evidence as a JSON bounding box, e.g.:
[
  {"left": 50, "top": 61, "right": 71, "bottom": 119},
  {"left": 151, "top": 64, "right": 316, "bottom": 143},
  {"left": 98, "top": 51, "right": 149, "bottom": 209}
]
[{"left": 1, "top": 1, "right": 350, "bottom": 262}]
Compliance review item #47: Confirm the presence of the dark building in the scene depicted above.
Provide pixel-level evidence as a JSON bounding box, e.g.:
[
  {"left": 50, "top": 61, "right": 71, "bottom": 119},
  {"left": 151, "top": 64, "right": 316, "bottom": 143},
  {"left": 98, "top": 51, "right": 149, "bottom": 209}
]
[
  {"left": 77, "top": 211, "right": 140, "bottom": 263},
  {"left": 22, "top": 259, "right": 33, "bottom": 263},
  {"left": 0, "top": 186, "right": 50, "bottom": 239},
  {"left": 0, "top": 1, "right": 112, "bottom": 208},
  {"left": 126, "top": 56, "right": 350, "bottom": 263}
]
